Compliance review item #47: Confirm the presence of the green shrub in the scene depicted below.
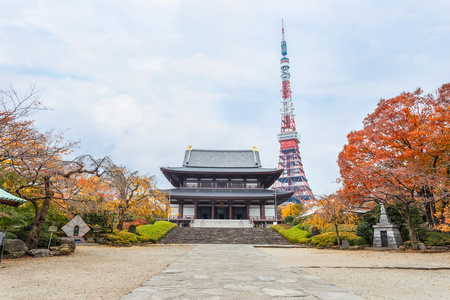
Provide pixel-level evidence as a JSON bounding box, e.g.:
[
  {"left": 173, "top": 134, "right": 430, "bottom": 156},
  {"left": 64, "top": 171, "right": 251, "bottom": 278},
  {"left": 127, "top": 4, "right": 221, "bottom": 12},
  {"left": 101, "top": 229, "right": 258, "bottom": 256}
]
[
  {"left": 8, "top": 229, "right": 28, "bottom": 242},
  {"left": 38, "top": 232, "right": 59, "bottom": 248},
  {"left": 106, "top": 230, "right": 140, "bottom": 245},
  {"left": 417, "top": 228, "right": 429, "bottom": 243},
  {"left": 136, "top": 221, "right": 176, "bottom": 243},
  {"left": 297, "top": 223, "right": 311, "bottom": 233},
  {"left": 356, "top": 221, "right": 373, "bottom": 244},
  {"left": 298, "top": 237, "right": 311, "bottom": 244},
  {"left": 5, "top": 232, "right": 18, "bottom": 239},
  {"left": 284, "top": 215, "right": 294, "bottom": 224},
  {"left": 362, "top": 213, "right": 376, "bottom": 226},
  {"left": 422, "top": 231, "right": 450, "bottom": 246},
  {"left": 272, "top": 224, "right": 310, "bottom": 243},
  {"left": 310, "top": 232, "right": 366, "bottom": 247},
  {"left": 272, "top": 224, "right": 290, "bottom": 232}
]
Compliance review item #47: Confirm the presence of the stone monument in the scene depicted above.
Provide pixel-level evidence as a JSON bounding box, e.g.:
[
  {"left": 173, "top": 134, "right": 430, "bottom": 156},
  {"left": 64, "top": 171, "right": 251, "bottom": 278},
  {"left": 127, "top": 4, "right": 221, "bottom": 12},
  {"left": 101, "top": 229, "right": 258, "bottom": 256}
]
[
  {"left": 62, "top": 215, "right": 90, "bottom": 244},
  {"left": 373, "top": 204, "right": 403, "bottom": 248}
]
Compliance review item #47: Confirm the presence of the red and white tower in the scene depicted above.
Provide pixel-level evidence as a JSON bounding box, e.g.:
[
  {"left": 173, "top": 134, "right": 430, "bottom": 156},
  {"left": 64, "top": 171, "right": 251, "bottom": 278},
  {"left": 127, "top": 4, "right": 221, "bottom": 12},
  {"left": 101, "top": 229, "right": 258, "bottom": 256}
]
[{"left": 273, "top": 21, "right": 315, "bottom": 204}]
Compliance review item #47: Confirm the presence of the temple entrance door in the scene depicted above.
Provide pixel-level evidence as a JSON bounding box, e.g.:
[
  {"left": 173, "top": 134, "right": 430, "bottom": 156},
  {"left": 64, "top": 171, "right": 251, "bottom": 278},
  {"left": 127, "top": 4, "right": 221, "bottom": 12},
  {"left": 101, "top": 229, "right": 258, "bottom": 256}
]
[
  {"left": 381, "top": 231, "right": 388, "bottom": 247},
  {"left": 198, "top": 207, "right": 211, "bottom": 219},
  {"left": 216, "top": 207, "right": 227, "bottom": 219},
  {"left": 232, "top": 207, "right": 245, "bottom": 220}
]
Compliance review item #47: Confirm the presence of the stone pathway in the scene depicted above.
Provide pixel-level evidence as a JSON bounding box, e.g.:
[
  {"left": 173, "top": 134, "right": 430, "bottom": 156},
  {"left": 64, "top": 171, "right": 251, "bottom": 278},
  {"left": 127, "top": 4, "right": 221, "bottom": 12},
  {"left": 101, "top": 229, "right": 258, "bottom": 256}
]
[
  {"left": 121, "top": 245, "right": 363, "bottom": 300},
  {"left": 159, "top": 227, "right": 292, "bottom": 245}
]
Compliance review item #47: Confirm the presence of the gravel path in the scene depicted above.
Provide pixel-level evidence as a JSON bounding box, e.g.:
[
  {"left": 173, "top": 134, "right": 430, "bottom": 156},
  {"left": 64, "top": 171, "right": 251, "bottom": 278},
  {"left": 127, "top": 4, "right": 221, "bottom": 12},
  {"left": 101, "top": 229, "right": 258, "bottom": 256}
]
[
  {"left": 0, "top": 245, "right": 193, "bottom": 300},
  {"left": 261, "top": 247, "right": 450, "bottom": 300},
  {"left": 1, "top": 245, "right": 449, "bottom": 299}
]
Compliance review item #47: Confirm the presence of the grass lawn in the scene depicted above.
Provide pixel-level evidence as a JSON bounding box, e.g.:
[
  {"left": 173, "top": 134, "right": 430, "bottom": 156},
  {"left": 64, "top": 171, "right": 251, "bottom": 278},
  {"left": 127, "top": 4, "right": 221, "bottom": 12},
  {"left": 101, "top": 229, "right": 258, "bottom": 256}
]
[
  {"left": 136, "top": 221, "right": 177, "bottom": 242},
  {"left": 272, "top": 224, "right": 310, "bottom": 243}
]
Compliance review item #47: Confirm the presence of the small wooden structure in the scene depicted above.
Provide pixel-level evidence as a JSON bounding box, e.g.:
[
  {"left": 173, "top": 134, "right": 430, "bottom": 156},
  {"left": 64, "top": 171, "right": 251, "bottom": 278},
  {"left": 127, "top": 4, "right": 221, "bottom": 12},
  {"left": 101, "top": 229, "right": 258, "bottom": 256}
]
[{"left": 0, "top": 188, "right": 27, "bottom": 266}]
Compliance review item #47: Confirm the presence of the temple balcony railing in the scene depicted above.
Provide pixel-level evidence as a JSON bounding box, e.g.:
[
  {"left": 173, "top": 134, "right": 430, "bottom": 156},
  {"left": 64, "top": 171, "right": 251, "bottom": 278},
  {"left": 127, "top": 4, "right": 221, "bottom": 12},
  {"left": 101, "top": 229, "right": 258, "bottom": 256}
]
[
  {"left": 166, "top": 215, "right": 195, "bottom": 221},
  {"left": 184, "top": 183, "right": 262, "bottom": 189},
  {"left": 177, "top": 215, "right": 195, "bottom": 220},
  {"left": 248, "top": 216, "right": 276, "bottom": 221}
]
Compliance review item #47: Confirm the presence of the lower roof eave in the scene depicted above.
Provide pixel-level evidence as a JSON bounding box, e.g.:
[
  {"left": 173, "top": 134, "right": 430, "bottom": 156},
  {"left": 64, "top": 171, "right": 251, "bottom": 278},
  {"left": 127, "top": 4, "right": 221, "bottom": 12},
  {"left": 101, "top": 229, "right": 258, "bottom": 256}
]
[{"left": 163, "top": 190, "right": 293, "bottom": 205}]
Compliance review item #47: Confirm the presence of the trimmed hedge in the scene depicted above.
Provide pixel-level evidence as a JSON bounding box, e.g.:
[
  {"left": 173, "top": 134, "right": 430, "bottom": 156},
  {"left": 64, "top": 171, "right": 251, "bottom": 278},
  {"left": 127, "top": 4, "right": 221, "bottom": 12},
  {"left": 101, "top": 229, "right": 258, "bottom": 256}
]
[
  {"left": 309, "top": 232, "right": 366, "bottom": 247},
  {"left": 422, "top": 231, "right": 450, "bottom": 246},
  {"left": 106, "top": 230, "right": 140, "bottom": 245},
  {"left": 272, "top": 224, "right": 311, "bottom": 244},
  {"left": 298, "top": 237, "right": 311, "bottom": 244},
  {"left": 136, "top": 221, "right": 176, "bottom": 243}
]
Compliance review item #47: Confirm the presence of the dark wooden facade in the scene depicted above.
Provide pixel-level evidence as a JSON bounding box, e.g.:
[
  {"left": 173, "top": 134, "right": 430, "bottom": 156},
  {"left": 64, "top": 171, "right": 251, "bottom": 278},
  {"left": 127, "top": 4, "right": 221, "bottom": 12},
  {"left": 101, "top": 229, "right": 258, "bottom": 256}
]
[{"left": 160, "top": 148, "right": 293, "bottom": 226}]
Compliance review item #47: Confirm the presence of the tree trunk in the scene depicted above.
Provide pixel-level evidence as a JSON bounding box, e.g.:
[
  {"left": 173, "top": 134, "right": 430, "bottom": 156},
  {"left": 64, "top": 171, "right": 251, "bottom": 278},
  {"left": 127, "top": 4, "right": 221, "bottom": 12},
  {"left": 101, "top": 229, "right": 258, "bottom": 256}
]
[
  {"left": 26, "top": 179, "right": 53, "bottom": 249},
  {"left": 404, "top": 207, "right": 419, "bottom": 250},
  {"left": 26, "top": 198, "right": 51, "bottom": 249},
  {"left": 425, "top": 202, "right": 436, "bottom": 227},
  {"left": 105, "top": 210, "right": 109, "bottom": 239},
  {"left": 335, "top": 223, "right": 341, "bottom": 247},
  {"left": 439, "top": 198, "right": 448, "bottom": 224},
  {"left": 117, "top": 209, "right": 125, "bottom": 231}
]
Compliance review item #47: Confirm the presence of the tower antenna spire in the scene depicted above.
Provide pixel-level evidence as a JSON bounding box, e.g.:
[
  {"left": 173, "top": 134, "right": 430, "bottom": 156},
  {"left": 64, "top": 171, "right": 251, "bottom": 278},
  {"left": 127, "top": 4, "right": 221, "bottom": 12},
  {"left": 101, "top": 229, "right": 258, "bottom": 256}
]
[{"left": 273, "top": 21, "right": 315, "bottom": 204}]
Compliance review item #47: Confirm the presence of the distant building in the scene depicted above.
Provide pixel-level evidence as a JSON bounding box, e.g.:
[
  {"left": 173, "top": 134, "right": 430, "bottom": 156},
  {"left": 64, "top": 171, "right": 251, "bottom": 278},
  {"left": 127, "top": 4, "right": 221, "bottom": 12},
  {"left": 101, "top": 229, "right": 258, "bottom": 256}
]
[{"left": 161, "top": 148, "right": 293, "bottom": 227}]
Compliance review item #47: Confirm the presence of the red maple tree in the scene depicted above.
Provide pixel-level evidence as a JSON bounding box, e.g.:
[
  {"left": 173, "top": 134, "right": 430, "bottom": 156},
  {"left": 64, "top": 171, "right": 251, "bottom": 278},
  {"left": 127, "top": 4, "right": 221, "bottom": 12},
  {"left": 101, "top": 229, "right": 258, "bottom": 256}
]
[{"left": 338, "top": 83, "right": 450, "bottom": 250}]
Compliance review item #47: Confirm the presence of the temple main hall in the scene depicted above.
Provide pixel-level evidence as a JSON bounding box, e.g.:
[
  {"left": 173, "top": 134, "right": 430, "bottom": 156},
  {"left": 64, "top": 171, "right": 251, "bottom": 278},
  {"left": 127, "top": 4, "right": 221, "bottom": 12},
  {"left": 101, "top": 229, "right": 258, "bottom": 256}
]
[{"left": 160, "top": 147, "right": 293, "bottom": 227}]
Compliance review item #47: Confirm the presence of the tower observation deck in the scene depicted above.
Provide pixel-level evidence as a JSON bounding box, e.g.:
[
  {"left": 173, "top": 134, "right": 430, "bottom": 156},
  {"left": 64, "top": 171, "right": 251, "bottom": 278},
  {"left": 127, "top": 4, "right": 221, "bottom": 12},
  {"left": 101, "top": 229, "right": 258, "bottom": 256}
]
[{"left": 273, "top": 21, "right": 315, "bottom": 204}]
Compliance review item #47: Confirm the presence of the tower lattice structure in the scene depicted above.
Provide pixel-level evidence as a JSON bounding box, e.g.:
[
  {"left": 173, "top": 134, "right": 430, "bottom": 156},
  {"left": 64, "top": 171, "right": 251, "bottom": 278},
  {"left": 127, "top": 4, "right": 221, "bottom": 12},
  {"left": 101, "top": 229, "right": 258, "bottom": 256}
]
[{"left": 273, "top": 22, "right": 315, "bottom": 204}]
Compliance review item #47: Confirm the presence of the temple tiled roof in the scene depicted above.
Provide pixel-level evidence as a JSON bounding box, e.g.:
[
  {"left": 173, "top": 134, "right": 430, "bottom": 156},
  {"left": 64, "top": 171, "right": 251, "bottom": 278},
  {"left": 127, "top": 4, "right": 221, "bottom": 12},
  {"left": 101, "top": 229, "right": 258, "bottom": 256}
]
[
  {"left": 0, "top": 188, "right": 27, "bottom": 207},
  {"left": 161, "top": 166, "right": 281, "bottom": 174},
  {"left": 160, "top": 166, "right": 283, "bottom": 188},
  {"left": 183, "top": 149, "right": 262, "bottom": 168}
]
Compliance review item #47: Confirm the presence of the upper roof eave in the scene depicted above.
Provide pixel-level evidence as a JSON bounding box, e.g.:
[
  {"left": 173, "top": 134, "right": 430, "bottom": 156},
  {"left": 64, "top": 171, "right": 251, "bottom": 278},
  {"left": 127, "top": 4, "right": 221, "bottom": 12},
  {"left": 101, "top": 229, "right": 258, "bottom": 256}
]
[{"left": 160, "top": 166, "right": 283, "bottom": 175}]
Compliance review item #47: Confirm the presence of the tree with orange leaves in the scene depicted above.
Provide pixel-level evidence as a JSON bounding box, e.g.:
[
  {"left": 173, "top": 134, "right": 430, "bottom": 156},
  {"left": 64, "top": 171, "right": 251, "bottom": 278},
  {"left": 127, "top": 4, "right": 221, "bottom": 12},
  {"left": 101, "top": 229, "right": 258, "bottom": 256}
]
[
  {"left": 1, "top": 86, "right": 111, "bottom": 248},
  {"left": 338, "top": 83, "right": 450, "bottom": 250},
  {"left": 307, "top": 193, "right": 357, "bottom": 247},
  {"left": 0, "top": 85, "right": 46, "bottom": 163},
  {"left": 104, "top": 164, "right": 169, "bottom": 231}
]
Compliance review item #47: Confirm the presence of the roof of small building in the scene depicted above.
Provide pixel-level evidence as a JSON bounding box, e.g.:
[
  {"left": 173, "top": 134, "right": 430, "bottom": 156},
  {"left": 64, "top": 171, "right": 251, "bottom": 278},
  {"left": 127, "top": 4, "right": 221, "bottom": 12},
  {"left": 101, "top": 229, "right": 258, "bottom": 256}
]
[
  {"left": 0, "top": 188, "right": 27, "bottom": 207},
  {"left": 183, "top": 149, "right": 262, "bottom": 168}
]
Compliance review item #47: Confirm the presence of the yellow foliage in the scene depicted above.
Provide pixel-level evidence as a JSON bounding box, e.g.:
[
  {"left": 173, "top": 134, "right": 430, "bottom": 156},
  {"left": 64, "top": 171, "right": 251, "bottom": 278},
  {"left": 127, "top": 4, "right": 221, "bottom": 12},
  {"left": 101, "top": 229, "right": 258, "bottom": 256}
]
[
  {"left": 307, "top": 194, "right": 357, "bottom": 230},
  {"left": 281, "top": 202, "right": 303, "bottom": 220}
]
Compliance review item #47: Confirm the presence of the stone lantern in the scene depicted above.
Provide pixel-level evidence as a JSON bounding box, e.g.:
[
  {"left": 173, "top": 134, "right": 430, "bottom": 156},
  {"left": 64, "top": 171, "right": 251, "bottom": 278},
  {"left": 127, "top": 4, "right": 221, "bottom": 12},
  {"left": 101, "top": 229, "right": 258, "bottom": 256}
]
[{"left": 373, "top": 204, "right": 403, "bottom": 248}]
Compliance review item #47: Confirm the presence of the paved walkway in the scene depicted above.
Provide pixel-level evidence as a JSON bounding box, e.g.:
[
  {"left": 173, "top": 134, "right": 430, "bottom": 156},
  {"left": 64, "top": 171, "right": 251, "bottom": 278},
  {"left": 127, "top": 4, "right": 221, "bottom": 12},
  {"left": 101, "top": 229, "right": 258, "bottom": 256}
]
[{"left": 121, "top": 244, "right": 363, "bottom": 300}]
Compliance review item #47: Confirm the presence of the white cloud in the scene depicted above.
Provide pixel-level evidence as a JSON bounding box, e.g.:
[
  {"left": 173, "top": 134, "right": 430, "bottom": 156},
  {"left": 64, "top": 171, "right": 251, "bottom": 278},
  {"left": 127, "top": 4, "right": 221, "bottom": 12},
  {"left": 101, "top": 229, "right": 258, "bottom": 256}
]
[{"left": 1, "top": 0, "right": 449, "bottom": 194}]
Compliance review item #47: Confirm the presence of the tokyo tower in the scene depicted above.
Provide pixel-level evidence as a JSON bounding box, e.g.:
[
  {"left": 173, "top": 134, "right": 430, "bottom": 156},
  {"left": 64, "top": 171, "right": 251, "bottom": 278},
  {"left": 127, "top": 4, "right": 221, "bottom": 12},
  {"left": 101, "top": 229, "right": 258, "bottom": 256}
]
[{"left": 273, "top": 21, "right": 315, "bottom": 204}]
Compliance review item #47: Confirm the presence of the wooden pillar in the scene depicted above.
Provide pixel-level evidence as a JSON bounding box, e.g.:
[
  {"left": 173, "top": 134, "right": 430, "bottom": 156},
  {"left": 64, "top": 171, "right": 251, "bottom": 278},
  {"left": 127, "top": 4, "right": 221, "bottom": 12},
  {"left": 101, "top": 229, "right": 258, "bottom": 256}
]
[
  {"left": 261, "top": 201, "right": 266, "bottom": 219},
  {"left": 229, "top": 202, "right": 233, "bottom": 219},
  {"left": 246, "top": 202, "right": 249, "bottom": 219},
  {"left": 211, "top": 200, "right": 215, "bottom": 219},
  {"left": 179, "top": 202, "right": 184, "bottom": 218},
  {"left": 194, "top": 200, "right": 198, "bottom": 219}
]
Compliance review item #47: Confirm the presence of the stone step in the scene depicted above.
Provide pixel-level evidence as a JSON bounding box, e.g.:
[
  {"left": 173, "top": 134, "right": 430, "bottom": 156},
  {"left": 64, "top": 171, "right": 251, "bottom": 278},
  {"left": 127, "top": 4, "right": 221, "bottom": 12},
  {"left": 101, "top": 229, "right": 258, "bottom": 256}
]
[
  {"left": 159, "top": 227, "right": 291, "bottom": 245},
  {"left": 191, "top": 219, "right": 253, "bottom": 228}
]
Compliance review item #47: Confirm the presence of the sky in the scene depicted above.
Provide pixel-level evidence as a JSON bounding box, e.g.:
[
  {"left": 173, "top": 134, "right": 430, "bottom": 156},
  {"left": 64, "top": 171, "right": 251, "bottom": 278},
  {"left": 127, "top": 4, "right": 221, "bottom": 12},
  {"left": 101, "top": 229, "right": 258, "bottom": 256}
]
[{"left": 1, "top": 0, "right": 449, "bottom": 196}]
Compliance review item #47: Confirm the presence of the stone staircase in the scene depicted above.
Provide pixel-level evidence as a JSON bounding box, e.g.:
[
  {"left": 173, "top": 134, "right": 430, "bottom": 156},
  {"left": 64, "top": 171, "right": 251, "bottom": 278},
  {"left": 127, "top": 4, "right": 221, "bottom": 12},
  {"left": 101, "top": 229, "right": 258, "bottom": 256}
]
[
  {"left": 159, "top": 227, "right": 292, "bottom": 245},
  {"left": 191, "top": 219, "right": 253, "bottom": 228}
]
